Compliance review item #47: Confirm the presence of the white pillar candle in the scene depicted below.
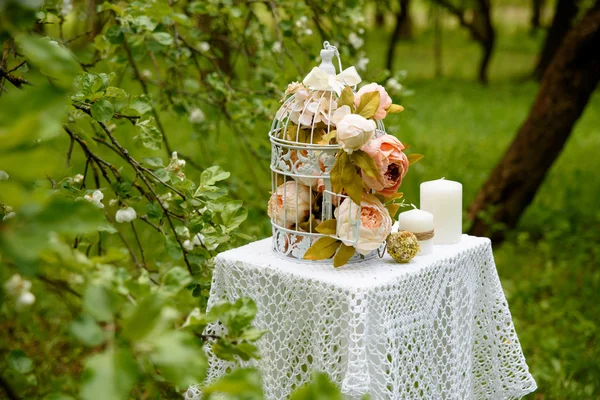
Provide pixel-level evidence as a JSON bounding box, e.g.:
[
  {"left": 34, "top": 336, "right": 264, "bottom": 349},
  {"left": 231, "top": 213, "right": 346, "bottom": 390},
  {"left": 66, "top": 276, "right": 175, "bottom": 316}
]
[
  {"left": 398, "top": 208, "right": 434, "bottom": 255},
  {"left": 420, "top": 179, "right": 462, "bottom": 245}
]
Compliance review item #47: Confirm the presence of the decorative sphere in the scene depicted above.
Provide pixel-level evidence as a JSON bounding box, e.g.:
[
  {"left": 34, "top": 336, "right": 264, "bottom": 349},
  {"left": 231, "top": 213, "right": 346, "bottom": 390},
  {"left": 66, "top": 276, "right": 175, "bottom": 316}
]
[{"left": 386, "top": 231, "right": 420, "bottom": 263}]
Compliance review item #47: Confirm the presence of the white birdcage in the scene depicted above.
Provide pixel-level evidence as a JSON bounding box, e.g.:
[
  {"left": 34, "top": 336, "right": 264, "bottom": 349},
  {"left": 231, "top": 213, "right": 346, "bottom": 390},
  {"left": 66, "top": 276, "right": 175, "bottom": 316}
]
[{"left": 269, "top": 42, "right": 387, "bottom": 263}]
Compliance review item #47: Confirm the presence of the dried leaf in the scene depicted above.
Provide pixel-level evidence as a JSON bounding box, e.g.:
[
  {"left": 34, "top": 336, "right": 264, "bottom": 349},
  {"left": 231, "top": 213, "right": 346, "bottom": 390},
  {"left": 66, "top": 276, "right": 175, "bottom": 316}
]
[
  {"left": 383, "top": 192, "right": 404, "bottom": 203},
  {"left": 407, "top": 154, "right": 424, "bottom": 165},
  {"left": 385, "top": 203, "right": 401, "bottom": 219},
  {"left": 338, "top": 86, "right": 355, "bottom": 108},
  {"left": 330, "top": 151, "right": 346, "bottom": 194},
  {"left": 356, "top": 91, "right": 380, "bottom": 119},
  {"left": 350, "top": 150, "right": 380, "bottom": 179},
  {"left": 334, "top": 244, "right": 355, "bottom": 268},
  {"left": 385, "top": 104, "right": 404, "bottom": 114},
  {"left": 340, "top": 156, "right": 363, "bottom": 205},
  {"left": 315, "top": 219, "right": 337, "bottom": 235},
  {"left": 303, "top": 236, "right": 341, "bottom": 260},
  {"left": 318, "top": 130, "right": 337, "bottom": 145}
]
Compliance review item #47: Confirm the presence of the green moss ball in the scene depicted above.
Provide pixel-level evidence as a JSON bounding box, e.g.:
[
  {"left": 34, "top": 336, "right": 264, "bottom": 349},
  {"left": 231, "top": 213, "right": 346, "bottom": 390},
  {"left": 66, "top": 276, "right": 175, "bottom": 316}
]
[{"left": 387, "top": 231, "right": 420, "bottom": 263}]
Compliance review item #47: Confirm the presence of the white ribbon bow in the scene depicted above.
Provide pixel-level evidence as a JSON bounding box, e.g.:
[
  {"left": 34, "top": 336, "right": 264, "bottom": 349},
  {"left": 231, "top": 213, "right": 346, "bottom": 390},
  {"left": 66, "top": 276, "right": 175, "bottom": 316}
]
[{"left": 302, "top": 66, "right": 362, "bottom": 96}]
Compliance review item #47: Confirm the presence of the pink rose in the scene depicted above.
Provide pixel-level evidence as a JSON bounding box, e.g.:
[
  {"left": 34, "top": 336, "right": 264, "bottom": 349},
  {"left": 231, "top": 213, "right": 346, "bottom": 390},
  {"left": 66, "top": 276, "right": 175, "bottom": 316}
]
[
  {"left": 268, "top": 181, "right": 312, "bottom": 228},
  {"left": 335, "top": 193, "right": 392, "bottom": 255},
  {"left": 361, "top": 135, "right": 409, "bottom": 196},
  {"left": 354, "top": 83, "right": 393, "bottom": 120}
]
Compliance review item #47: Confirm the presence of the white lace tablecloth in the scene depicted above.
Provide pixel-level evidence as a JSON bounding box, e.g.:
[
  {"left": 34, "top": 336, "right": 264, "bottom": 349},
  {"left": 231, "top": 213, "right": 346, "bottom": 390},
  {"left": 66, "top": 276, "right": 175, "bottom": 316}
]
[{"left": 186, "top": 235, "right": 536, "bottom": 400}]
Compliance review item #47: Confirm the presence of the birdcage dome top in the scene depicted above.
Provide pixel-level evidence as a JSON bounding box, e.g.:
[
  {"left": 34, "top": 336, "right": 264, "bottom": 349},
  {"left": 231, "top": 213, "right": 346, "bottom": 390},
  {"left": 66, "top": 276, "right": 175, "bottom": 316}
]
[{"left": 269, "top": 42, "right": 385, "bottom": 149}]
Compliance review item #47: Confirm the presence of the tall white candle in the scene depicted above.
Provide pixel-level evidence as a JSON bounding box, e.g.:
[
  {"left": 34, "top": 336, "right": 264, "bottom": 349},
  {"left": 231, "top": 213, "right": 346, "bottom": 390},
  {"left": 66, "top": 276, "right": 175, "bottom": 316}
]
[
  {"left": 398, "top": 208, "right": 434, "bottom": 255},
  {"left": 420, "top": 179, "right": 462, "bottom": 245}
]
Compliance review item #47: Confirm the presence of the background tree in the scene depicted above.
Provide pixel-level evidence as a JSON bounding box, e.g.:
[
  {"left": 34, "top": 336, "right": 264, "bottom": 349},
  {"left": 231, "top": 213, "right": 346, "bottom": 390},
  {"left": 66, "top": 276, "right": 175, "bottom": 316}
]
[
  {"left": 530, "top": 0, "right": 546, "bottom": 35},
  {"left": 469, "top": 0, "right": 600, "bottom": 242},
  {"left": 430, "top": 0, "right": 495, "bottom": 83},
  {"left": 533, "top": 0, "right": 581, "bottom": 79},
  {"left": 387, "top": 0, "right": 414, "bottom": 71}
]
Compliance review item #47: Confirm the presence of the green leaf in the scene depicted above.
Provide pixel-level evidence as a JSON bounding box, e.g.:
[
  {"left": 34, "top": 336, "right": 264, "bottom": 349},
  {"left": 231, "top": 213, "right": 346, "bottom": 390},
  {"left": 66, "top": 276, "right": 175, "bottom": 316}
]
[
  {"left": 8, "top": 350, "right": 33, "bottom": 374},
  {"left": 70, "top": 314, "right": 105, "bottom": 347},
  {"left": 221, "top": 200, "right": 247, "bottom": 232},
  {"left": 386, "top": 104, "right": 404, "bottom": 114},
  {"left": 334, "top": 244, "right": 355, "bottom": 268},
  {"left": 338, "top": 86, "right": 354, "bottom": 108},
  {"left": 43, "top": 394, "right": 76, "bottom": 400},
  {"left": 91, "top": 99, "right": 114, "bottom": 123},
  {"left": 135, "top": 119, "right": 162, "bottom": 150},
  {"left": 203, "top": 368, "right": 263, "bottom": 398},
  {"left": 161, "top": 266, "right": 192, "bottom": 295},
  {"left": 164, "top": 235, "right": 183, "bottom": 260},
  {"left": 83, "top": 285, "right": 117, "bottom": 322},
  {"left": 407, "top": 153, "right": 424, "bottom": 165},
  {"left": 350, "top": 149, "right": 380, "bottom": 179},
  {"left": 142, "top": 157, "right": 164, "bottom": 168},
  {"left": 382, "top": 192, "right": 404, "bottom": 202},
  {"left": 152, "top": 32, "right": 174, "bottom": 45},
  {"left": 104, "top": 87, "right": 128, "bottom": 99},
  {"left": 122, "top": 293, "right": 165, "bottom": 341},
  {"left": 201, "top": 166, "right": 230, "bottom": 186},
  {"left": 80, "top": 348, "right": 138, "bottom": 400},
  {"left": 290, "top": 372, "right": 343, "bottom": 400},
  {"left": 315, "top": 219, "right": 337, "bottom": 235},
  {"left": 148, "top": 331, "right": 207, "bottom": 388},
  {"left": 208, "top": 298, "right": 258, "bottom": 337},
  {"left": 356, "top": 91, "right": 380, "bottom": 119},
  {"left": 16, "top": 34, "right": 81, "bottom": 89},
  {"left": 128, "top": 95, "right": 152, "bottom": 115},
  {"left": 105, "top": 26, "right": 124, "bottom": 44},
  {"left": 303, "top": 236, "right": 341, "bottom": 260}
]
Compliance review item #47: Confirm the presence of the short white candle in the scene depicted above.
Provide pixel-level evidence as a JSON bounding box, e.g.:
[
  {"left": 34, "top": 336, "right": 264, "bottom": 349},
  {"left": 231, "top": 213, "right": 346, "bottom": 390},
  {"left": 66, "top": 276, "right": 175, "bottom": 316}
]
[
  {"left": 420, "top": 179, "right": 462, "bottom": 245},
  {"left": 398, "top": 208, "right": 434, "bottom": 255}
]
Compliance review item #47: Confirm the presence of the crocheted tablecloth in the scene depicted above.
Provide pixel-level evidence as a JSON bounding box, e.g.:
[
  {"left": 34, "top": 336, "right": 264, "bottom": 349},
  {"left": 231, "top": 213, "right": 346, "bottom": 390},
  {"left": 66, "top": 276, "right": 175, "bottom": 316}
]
[{"left": 186, "top": 235, "right": 536, "bottom": 400}]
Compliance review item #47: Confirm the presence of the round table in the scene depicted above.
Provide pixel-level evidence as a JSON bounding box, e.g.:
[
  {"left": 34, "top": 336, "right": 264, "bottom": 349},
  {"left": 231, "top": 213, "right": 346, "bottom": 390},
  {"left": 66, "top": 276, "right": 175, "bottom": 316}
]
[{"left": 186, "top": 235, "right": 536, "bottom": 399}]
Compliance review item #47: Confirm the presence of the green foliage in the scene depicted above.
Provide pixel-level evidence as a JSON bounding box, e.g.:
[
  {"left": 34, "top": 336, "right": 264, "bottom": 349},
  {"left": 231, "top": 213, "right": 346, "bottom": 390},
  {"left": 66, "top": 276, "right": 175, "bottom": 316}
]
[{"left": 0, "top": 0, "right": 598, "bottom": 399}]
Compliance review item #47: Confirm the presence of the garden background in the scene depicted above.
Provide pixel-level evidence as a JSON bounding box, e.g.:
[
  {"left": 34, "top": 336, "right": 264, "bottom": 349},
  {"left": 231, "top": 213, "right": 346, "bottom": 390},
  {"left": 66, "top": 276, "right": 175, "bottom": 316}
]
[{"left": 0, "top": 0, "right": 599, "bottom": 399}]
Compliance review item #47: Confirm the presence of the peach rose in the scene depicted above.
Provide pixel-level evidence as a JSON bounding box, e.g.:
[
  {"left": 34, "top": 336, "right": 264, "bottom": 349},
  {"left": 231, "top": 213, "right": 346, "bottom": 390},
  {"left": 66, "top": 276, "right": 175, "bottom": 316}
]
[
  {"left": 268, "top": 181, "right": 312, "bottom": 228},
  {"left": 331, "top": 105, "right": 376, "bottom": 153},
  {"left": 354, "top": 83, "right": 393, "bottom": 120},
  {"left": 335, "top": 193, "right": 392, "bottom": 255},
  {"left": 361, "top": 134, "right": 409, "bottom": 197}
]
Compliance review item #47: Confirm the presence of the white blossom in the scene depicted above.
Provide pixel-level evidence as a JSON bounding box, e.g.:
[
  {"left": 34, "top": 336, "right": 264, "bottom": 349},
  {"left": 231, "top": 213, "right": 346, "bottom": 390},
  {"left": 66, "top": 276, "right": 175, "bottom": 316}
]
[
  {"left": 198, "top": 42, "right": 210, "bottom": 52},
  {"left": 16, "top": 292, "right": 36, "bottom": 310},
  {"left": 304, "top": 28, "right": 313, "bottom": 36},
  {"left": 348, "top": 33, "right": 364, "bottom": 49},
  {"left": 115, "top": 207, "right": 137, "bottom": 223},
  {"left": 272, "top": 41, "right": 282, "bottom": 53},
  {"left": 356, "top": 57, "right": 370, "bottom": 71},
  {"left": 84, "top": 190, "right": 104, "bottom": 208},
  {"left": 3, "top": 212, "right": 16, "bottom": 221},
  {"left": 0, "top": 170, "right": 8, "bottom": 180},
  {"left": 183, "top": 239, "right": 195, "bottom": 252},
  {"left": 295, "top": 16, "right": 307, "bottom": 28},
  {"left": 188, "top": 108, "right": 205, "bottom": 124},
  {"left": 73, "top": 174, "right": 84, "bottom": 183},
  {"left": 61, "top": 0, "right": 73, "bottom": 16},
  {"left": 386, "top": 78, "right": 403, "bottom": 93},
  {"left": 141, "top": 69, "right": 152, "bottom": 79}
]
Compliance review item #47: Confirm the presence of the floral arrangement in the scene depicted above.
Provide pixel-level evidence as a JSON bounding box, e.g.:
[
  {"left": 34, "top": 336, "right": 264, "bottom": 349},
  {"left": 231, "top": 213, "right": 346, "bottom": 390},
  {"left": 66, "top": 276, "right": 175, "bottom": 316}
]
[{"left": 269, "top": 66, "right": 423, "bottom": 267}]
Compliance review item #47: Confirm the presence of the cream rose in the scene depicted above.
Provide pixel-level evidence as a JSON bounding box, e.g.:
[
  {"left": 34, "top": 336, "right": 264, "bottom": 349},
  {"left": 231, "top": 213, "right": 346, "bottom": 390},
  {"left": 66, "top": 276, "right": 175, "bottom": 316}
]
[
  {"left": 335, "top": 193, "right": 392, "bottom": 255},
  {"left": 354, "top": 83, "right": 393, "bottom": 120},
  {"left": 331, "top": 105, "right": 376, "bottom": 153},
  {"left": 268, "top": 181, "right": 312, "bottom": 228},
  {"left": 361, "top": 134, "right": 409, "bottom": 196}
]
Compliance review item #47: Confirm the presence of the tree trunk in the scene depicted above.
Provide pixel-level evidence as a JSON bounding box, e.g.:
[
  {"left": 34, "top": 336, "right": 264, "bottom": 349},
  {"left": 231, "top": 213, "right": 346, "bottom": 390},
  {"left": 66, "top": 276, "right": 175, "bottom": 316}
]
[
  {"left": 530, "top": 0, "right": 546, "bottom": 35},
  {"left": 533, "top": 0, "right": 580, "bottom": 79},
  {"left": 468, "top": 2, "right": 600, "bottom": 242},
  {"left": 476, "top": 0, "right": 495, "bottom": 84},
  {"left": 386, "top": 0, "right": 413, "bottom": 71}
]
